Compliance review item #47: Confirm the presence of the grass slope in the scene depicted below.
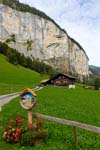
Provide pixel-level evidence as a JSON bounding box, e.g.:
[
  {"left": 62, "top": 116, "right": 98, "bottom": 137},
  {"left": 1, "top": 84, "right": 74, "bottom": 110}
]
[
  {"left": 0, "top": 54, "right": 47, "bottom": 94},
  {"left": 0, "top": 86, "right": 100, "bottom": 150}
]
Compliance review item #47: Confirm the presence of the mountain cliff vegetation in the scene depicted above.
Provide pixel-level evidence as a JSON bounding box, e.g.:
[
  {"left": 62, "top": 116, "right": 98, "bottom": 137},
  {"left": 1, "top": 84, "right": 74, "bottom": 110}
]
[
  {"left": 0, "top": 0, "right": 50, "bottom": 19},
  {"left": 0, "top": 41, "right": 57, "bottom": 76}
]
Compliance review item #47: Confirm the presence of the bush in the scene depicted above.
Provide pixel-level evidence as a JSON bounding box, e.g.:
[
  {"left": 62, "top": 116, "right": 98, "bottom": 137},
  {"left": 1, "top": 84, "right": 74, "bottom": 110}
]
[
  {"left": 26, "top": 40, "right": 33, "bottom": 51},
  {"left": 94, "top": 78, "right": 100, "bottom": 90},
  {"left": 20, "top": 131, "right": 35, "bottom": 146},
  {"left": 0, "top": 41, "right": 8, "bottom": 55},
  {"left": 5, "top": 34, "right": 16, "bottom": 43}
]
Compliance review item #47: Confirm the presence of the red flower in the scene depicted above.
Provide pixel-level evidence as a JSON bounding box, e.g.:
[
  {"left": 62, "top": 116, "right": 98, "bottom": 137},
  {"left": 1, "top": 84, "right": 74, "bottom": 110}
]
[
  {"left": 28, "top": 122, "right": 33, "bottom": 129},
  {"left": 35, "top": 119, "right": 43, "bottom": 125},
  {"left": 3, "top": 116, "right": 24, "bottom": 143},
  {"left": 15, "top": 116, "right": 23, "bottom": 125}
]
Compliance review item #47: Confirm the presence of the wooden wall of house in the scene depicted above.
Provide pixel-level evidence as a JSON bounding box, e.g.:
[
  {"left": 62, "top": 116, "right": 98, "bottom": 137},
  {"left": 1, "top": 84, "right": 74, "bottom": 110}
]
[{"left": 49, "top": 75, "right": 75, "bottom": 86}]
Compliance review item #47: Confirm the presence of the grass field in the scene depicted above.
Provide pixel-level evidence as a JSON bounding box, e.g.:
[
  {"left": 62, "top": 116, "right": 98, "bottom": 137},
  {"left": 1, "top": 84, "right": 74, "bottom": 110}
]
[
  {"left": 0, "top": 54, "right": 47, "bottom": 94},
  {"left": 0, "top": 86, "right": 100, "bottom": 150}
]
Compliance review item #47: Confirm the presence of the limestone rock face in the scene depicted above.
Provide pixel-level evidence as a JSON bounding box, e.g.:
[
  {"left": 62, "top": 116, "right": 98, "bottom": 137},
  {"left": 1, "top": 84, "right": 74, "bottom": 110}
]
[{"left": 0, "top": 4, "right": 89, "bottom": 80}]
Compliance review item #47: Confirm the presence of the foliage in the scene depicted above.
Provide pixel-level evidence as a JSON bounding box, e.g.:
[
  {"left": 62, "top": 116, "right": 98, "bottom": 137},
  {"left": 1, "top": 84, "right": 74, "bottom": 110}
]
[
  {"left": 0, "top": 0, "right": 50, "bottom": 20},
  {"left": 94, "top": 77, "right": 100, "bottom": 90},
  {"left": 20, "top": 120, "right": 48, "bottom": 146},
  {"left": 7, "top": 47, "right": 19, "bottom": 65},
  {"left": 49, "top": 69, "right": 59, "bottom": 78},
  {"left": 20, "top": 129, "right": 35, "bottom": 146},
  {"left": 26, "top": 40, "right": 33, "bottom": 51},
  {"left": 0, "top": 41, "right": 56, "bottom": 76},
  {"left": 5, "top": 34, "right": 16, "bottom": 44},
  {"left": 86, "top": 76, "right": 95, "bottom": 86},
  {"left": 0, "top": 41, "right": 8, "bottom": 54}
]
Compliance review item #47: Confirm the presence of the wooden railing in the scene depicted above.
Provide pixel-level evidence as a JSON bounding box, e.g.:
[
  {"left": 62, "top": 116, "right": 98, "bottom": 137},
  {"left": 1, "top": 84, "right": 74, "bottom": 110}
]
[{"left": 33, "top": 113, "right": 100, "bottom": 150}]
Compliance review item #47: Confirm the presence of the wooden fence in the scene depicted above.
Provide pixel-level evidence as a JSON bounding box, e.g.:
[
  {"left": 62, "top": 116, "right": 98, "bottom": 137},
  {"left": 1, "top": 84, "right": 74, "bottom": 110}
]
[{"left": 33, "top": 112, "right": 100, "bottom": 150}]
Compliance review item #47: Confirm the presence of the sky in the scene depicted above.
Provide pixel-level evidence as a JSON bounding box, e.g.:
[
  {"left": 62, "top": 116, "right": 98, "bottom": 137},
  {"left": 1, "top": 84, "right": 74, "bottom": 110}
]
[{"left": 19, "top": 0, "right": 100, "bottom": 66}]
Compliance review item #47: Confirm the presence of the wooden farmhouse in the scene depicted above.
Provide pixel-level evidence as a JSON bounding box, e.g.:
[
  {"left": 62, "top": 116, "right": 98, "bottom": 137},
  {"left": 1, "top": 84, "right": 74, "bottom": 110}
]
[{"left": 41, "top": 73, "right": 76, "bottom": 88}]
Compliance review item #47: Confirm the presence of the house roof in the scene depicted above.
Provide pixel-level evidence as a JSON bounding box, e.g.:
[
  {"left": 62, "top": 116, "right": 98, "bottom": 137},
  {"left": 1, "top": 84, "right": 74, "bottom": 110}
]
[
  {"left": 41, "top": 73, "right": 76, "bottom": 84},
  {"left": 20, "top": 88, "right": 36, "bottom": 97},
  {"left": 41, "top": 79, "right": 49, "bottom": 83},
  {"left": 58, "top": 73, "right": 76, "bottom": 79}
]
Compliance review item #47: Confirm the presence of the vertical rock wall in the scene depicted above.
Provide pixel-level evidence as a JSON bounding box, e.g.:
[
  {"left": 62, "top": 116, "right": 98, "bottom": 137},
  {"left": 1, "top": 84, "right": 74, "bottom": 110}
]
[{"left": 0, "top": 4, "right": 89, "bottom": 80}]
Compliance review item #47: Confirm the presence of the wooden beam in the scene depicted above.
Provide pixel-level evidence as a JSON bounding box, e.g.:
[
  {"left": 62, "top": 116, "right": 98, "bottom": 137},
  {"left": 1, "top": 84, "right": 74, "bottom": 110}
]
[
  {"left": 73, "top": 127, "right": 78, "bottom": 150},
  {"left": 33, "top": 113, "right": 100, "bottom": 133}
]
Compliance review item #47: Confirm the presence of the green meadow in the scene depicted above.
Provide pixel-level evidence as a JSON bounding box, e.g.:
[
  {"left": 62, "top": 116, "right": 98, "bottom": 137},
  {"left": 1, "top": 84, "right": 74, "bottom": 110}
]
[
  {"left": 0, "top": 53, "right": 100, "bottom": 149},
  {"left": 0, "top": 86, "right": 100, "bottom": 150},
  {"left": 0, "top": 54, "right": 47, "bottom": 94}
]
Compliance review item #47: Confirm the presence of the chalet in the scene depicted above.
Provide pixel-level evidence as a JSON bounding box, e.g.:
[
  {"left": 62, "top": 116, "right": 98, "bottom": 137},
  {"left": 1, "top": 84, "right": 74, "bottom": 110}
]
[{"left": 41, "top": 73, "right": 76, "bottom": 88}]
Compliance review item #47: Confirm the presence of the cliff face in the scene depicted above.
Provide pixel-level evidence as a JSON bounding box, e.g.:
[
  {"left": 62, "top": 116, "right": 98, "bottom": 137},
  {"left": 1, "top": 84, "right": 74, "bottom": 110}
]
[{"left": 0, "top": 4, "right": 89, "bottom": 80}]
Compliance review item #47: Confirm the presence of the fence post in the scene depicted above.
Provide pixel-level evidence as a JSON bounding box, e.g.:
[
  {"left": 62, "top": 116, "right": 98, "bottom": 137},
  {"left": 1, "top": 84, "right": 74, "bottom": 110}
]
[
  {"left": 28, "top": 109, "right": 33, "bottom": 125},
  {"left": 73, "top": 126, "right": 78, "bottom": 150}
]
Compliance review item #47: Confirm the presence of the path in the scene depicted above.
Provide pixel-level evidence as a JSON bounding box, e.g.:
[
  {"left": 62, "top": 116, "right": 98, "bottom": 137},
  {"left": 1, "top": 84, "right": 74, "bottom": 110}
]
[{"left": 0, "top": 93, "right": 19, "bottom": 107}]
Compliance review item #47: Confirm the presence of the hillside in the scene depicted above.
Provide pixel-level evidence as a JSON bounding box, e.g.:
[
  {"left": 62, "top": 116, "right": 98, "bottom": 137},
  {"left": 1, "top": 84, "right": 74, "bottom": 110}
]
[
  {"left": 0, "top": 1, "right": 89, "bottom": 81},
  {"left": 89, "top": 65, "right": 100, "bottom": 75},
  {"left": 0, "top": 54, "right": 47, "bottom": 94}
]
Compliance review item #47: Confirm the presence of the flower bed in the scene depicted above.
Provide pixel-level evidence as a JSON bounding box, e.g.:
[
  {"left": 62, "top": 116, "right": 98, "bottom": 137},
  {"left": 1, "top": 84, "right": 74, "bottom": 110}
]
[{"left": 3, "top": 116, "right": 48, "bottom": 146}]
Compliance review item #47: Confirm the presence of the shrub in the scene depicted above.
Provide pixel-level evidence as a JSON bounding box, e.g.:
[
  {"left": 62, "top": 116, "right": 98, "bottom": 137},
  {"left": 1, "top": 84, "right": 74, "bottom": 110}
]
[
  {"left": 26, "top": 40, "right": 33, "bottom": 51},
  {"left": 5, "top": 34, "right": 16, "bottom": 43},
  {"left": 0, "top": 41, "right": 8, "bottom": 55},
  {"left": 94, "top": 78, "right": 100, "bottom": 90},
  {"left": 7, "top": 48, "right": 18, "bottom": 65},
  {"left": 20, "top": 119, "right": 48, "bottom": 146},
  {"left": 20, "top": 130, "right": 35, "bottom": 146}
]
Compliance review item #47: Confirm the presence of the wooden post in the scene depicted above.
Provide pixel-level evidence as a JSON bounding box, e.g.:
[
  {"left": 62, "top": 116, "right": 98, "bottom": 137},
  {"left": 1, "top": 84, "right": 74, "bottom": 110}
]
[
  {"left": 28, "top": 109, "right": 32, "bottom": 126},
  {"left": 73, "top": 127, "right": 78, "bottom": 150}
]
